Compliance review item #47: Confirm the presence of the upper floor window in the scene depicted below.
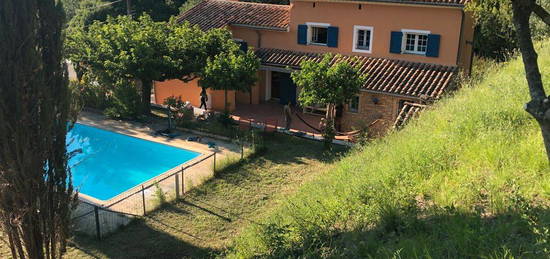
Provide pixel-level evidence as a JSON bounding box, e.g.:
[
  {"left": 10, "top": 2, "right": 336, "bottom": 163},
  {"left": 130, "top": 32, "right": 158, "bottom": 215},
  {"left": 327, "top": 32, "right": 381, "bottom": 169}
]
[
  {"left": 402, "top": 29, "right": 430, "bottom": 55},
  {"left": 298, "top": 23, "right": 338, "bottom": 48},
  {"left": 349, "top": 95, "right": 360, "bottom": 113},
  {"left": 352, "top": 25, "right": 373, "bottom": 53},
  {"left": 307, "top": 23, "right": 330, "bottom": 45}
]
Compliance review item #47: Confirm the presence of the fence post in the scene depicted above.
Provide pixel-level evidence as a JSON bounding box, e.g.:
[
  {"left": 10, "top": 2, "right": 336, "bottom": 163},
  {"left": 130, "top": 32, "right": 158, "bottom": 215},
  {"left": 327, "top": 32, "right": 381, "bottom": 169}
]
[
  {"left": 141, "top": 185, "right": 146, "bottom": 216},
  {"left": 175, "top": 171, "right": 180, "bottom": 199},
  {"left": 94, "top": 206, "right": 101, "bottom": 241},
  {"left": 241, "top": 142, "right": 244, "bottom": 160},
  {"left": 182, "top": 168, "right": 185, "bottom": 194},
  {"left": 213, "top": 152, "right": 216, "bottom": 173}
]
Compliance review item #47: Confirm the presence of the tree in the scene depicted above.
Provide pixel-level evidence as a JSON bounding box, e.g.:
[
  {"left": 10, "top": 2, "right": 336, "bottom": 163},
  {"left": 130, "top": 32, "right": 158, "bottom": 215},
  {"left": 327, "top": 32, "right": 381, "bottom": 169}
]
[
  {"left": 510, "top": 0, "right": 550, "bottom": 161},
  {"left": 0, "top": 0, "right": 77, "bottom": 258},
  {"left": 67, "top": 15, "right": 203, "bottom": 115},
  {"left": 466, "top": 0, "right": 550, "bottom": 60},
  {"left": 199, "top": 49, "right": 260, "bottom": 113},
  {"left": 292, "top": 54, "right": 367, "bottom": 147}
]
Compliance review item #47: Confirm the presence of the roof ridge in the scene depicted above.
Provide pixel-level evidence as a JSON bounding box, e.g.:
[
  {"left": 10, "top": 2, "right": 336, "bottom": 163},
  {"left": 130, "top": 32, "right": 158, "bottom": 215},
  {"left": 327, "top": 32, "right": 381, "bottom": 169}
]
[{"left": 205, "top": 0, "right": 290, "bottom": 8}]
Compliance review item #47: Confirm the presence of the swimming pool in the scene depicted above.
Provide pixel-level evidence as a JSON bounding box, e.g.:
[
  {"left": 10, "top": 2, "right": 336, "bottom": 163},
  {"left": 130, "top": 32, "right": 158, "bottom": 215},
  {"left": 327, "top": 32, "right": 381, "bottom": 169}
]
[{"left": 67, "top": 123, "right": 201, "bottom": 201}]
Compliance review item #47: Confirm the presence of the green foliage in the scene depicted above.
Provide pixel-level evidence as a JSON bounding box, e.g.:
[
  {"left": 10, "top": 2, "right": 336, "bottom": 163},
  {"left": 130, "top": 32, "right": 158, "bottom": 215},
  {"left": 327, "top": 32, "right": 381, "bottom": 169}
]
[
  {"left": 68, "top": 0, "right": 186, "bottom": 30},
  {"left": 179, "top": 0, "right": 202, "bottom": 13},
  {"left": 67, "top": 15, "right": 243, "bottom": 115},
  {"left": 292, "top": 54, "right": 366, "bottom": 108},
  {"left": 0, "top": 0, "right": 77, "bottom": 257},
  {"left": 466, "top": 0, "right": 550, "bottom": 60},
  {"left": 67, "top": 14, "right": 196, "bottom": 114},
  {"left": 292, "top": 53, "right": 366, "bottom": 146},
  {"left": 153, "top": 182, "right": 167, "bottom": 206},
  {"left": 104, "top": 79, "right": 142, "bottom": 119},
  {"left": 228, "top": 41, "right": 550, "bottom": 258},
  {"left": 67, "top": 0, "right": 116, "bottom": 29},
  {"left": 200, "top": 49, "right": 260, "bottom": 112}
]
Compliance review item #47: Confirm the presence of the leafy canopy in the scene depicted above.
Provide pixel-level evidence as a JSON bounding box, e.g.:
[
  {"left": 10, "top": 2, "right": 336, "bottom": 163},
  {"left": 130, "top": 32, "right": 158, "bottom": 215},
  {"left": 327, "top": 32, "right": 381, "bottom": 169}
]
[
  {"left": 199, "top": 49, "right": 260, "bottom": 112},
  {"left": 68, "top": 15, "right": 162, "bottom": 81},
  {"left": 292, "top": 54, "right": 367, "bottom": 107}
]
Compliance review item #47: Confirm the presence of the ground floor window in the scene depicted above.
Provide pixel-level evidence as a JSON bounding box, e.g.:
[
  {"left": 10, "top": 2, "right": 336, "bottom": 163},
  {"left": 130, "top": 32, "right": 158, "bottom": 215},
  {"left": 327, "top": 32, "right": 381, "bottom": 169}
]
[{"left": 349, "top": 95, "right": 360, "bottom": 113}]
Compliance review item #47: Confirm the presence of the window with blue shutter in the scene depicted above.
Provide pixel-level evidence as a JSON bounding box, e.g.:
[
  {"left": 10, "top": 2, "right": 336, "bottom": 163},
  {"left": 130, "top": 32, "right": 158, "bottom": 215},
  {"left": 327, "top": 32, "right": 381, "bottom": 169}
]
[
  {"left": 297, "top": 24, "right": 308, "bottom": 45},
  {"left": 426, "top": 34, "right": 441, "bottom": 57},
  {"left": 390, "top": 31, "right": 403, "bottom": 54},
  {"left": 327, "top": 26, "right": 339, "bottom": 48},
  {"left": 238, "top": 41, "right": 248, "bottom": 52}
]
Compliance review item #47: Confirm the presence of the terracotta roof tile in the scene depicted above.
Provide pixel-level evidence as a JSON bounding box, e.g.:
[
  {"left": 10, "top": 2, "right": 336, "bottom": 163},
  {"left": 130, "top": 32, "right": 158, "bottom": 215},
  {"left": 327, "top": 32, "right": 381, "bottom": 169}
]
[
  {"left": 338, "top": 0, "right": 470, "bottom": 7},
  {"left": 393, "top": 102, "right": 426, "bottom": 129},
  {"left": 255, "top": 48, "right": 458, "bottom": 99},
  {"left": 178, "top": 0, "right": 290, "bottom": 31}
]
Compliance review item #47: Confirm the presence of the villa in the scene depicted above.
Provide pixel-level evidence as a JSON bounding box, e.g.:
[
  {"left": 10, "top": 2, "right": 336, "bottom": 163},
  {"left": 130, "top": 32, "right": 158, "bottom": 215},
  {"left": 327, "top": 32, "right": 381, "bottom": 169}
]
[{"left": 153, "top": 0, "right": 474, "bottom": 135}]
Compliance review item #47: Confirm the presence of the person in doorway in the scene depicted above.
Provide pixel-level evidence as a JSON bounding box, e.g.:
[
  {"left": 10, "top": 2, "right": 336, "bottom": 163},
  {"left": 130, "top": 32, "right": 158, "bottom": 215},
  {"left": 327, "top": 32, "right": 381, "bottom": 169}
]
[
  {"left": 283, "top": 101, "right": 292, "bottom": 130},
  {"left": 199, "top": 88, "right": 208, "bottom": 110}
]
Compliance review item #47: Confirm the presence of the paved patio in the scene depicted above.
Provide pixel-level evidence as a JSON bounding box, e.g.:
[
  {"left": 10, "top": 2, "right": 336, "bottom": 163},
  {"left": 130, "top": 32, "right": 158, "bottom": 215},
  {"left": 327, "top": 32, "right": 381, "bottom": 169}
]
[{"left": 232, "top": 102, "right": 325, "bottom": 138}]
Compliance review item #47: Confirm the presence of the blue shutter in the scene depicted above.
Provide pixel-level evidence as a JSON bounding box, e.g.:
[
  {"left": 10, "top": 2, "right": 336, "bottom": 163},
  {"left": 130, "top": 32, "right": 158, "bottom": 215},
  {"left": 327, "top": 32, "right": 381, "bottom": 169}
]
[
  {"left": 297, "top": 24, "right": 308, "bottom": 45},
  {"left": 426, "top": 34, "right": 441, "bottom": 57},
  {"left": 327, "top": 26, "right": 339, "bottom": 48},
  {"left": 389, "top": 31, "right": 403, "bottom": 54},
  {"left": 238, "top": 41, "right": 248, "bottom": 52}
]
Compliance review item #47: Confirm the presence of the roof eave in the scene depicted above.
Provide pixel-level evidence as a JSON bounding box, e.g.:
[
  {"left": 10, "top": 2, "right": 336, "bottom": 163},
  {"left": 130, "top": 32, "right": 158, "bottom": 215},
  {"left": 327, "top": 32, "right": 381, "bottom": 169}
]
[
  {"left": 291, "top": 0, "right": 466, "bottom": 9},
  {"left": 231, "top": 24, "right": 289, "bottom": 32}
]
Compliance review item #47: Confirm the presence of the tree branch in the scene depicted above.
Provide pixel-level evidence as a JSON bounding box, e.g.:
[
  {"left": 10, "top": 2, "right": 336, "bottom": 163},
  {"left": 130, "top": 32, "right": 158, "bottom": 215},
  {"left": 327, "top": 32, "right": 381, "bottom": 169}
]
[{"left": 533, "top": 3, "right": 550, "bottom": 26}]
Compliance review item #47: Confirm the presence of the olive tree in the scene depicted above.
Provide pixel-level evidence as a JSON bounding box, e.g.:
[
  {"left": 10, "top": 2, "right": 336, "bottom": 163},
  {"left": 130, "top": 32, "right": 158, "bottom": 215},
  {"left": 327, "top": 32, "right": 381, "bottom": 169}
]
[{"left": 292, "top": 54, "right": 367, "bottom": 147}]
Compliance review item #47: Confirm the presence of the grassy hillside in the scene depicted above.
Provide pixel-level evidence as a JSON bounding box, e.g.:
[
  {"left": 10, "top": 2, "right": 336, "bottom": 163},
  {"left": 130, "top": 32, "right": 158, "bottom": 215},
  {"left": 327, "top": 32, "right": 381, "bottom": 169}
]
[{"left": 228, "top": 42, "right": 550, "bottom": 258}]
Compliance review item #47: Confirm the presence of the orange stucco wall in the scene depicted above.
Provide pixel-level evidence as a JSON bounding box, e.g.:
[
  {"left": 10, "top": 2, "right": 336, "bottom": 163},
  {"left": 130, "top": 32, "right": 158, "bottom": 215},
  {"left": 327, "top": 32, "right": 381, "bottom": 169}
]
[
  {"left": 154, "top": 79, "right": 236, "bottom": 112},
  {"left": 232, "top": 0, "right": 470, "bottom": 68},
  {"left": 155, "top": 0, "right": 473, "bottom": 119}
]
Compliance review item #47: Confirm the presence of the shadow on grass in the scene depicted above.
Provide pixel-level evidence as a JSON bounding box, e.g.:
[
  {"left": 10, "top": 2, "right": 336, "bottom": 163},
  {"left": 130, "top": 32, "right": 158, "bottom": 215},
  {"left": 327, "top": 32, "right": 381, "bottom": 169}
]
[
  {"left": 261, "top": 206, "right": 550, "bottom": 258},
  {"left": 70, "top": 214, "right": 216, "bottom": 258}
]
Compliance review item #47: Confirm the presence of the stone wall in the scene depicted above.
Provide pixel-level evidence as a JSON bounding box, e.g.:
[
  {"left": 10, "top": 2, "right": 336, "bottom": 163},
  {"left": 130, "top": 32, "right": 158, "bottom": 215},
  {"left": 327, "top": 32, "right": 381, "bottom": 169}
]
[{"left": 340, "top": 91, "right": 418, "bottom": 137}]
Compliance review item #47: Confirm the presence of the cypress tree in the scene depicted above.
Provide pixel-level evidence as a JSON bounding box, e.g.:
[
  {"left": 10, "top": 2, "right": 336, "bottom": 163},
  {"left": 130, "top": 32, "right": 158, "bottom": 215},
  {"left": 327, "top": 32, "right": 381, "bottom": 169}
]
[{"left": 0, "top": 0, "right": 77, "bottom": 258}]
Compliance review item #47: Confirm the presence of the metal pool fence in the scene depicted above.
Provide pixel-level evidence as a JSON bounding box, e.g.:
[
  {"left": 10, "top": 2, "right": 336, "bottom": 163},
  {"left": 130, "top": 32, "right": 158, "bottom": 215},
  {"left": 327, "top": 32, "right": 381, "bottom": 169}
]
[{"left": 71, "top": 152, "right": 217, "bottom": 240}]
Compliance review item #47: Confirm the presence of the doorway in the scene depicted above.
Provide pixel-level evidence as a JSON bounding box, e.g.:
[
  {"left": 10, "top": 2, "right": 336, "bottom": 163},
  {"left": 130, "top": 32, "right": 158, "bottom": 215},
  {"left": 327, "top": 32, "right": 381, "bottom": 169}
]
[{"left": 270, "top": 71, "right": 297, "bottom": 105}]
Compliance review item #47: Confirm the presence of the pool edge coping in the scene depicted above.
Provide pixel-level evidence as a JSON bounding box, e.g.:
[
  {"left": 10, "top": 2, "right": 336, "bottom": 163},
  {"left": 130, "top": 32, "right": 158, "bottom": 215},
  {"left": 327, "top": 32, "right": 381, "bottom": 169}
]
[{"left": 73, "top": 120, "right": 217, "bottom": 207}]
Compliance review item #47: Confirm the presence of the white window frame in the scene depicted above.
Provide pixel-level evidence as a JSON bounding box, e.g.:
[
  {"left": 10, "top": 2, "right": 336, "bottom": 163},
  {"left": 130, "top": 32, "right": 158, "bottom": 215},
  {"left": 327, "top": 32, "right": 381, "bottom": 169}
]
[
  {"left": 306, "top": 22, "right": 330, "bottom": 46},
  {"left": 401, "top": 29, "right": 430, "bottom": 55},
  {"left": 352, "top": 25, "right": 374, "bottom": 54},
  {"left": 348, "top": 95, "right": 360, "bottom": 113}
]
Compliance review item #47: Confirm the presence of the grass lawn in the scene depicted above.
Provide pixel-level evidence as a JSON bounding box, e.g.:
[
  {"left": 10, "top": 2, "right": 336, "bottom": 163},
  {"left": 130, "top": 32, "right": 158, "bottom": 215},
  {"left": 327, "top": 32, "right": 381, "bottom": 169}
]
[{"left": 60, "top": 134, "right": 346, "bottom": 258}]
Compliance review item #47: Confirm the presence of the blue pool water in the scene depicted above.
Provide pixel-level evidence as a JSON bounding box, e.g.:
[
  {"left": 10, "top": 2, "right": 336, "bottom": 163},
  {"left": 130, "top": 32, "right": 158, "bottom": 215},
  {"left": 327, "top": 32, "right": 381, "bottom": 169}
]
[{"left": 67, "top": 123, "right": 200, "bottom": 201}]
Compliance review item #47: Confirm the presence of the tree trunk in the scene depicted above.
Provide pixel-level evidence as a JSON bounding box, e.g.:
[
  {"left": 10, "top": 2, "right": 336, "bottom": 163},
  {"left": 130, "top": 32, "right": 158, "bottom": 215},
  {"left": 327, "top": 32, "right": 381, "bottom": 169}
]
[
  {"left": 141, "top": 79, "right": 153, "bottom": 115},
  {"left": 511, "top": 0, "right": 550, "bottom": 161}
]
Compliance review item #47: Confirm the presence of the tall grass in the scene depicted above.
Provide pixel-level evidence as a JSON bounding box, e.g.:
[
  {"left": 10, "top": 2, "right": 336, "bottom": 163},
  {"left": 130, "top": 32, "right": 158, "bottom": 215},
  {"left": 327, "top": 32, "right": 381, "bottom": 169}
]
[{"left": 227, "top": 41, "right": 550, "bottom": 258}]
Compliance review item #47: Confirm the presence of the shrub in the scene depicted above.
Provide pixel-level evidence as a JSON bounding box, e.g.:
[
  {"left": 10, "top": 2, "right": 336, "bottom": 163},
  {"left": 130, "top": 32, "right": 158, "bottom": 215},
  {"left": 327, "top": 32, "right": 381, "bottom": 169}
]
[
  {"left": 104, "top": 80, "right": 141, "bottom": 120},
  {"left": 69, "top": 79, "right": 110, "bottom": 110}
]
